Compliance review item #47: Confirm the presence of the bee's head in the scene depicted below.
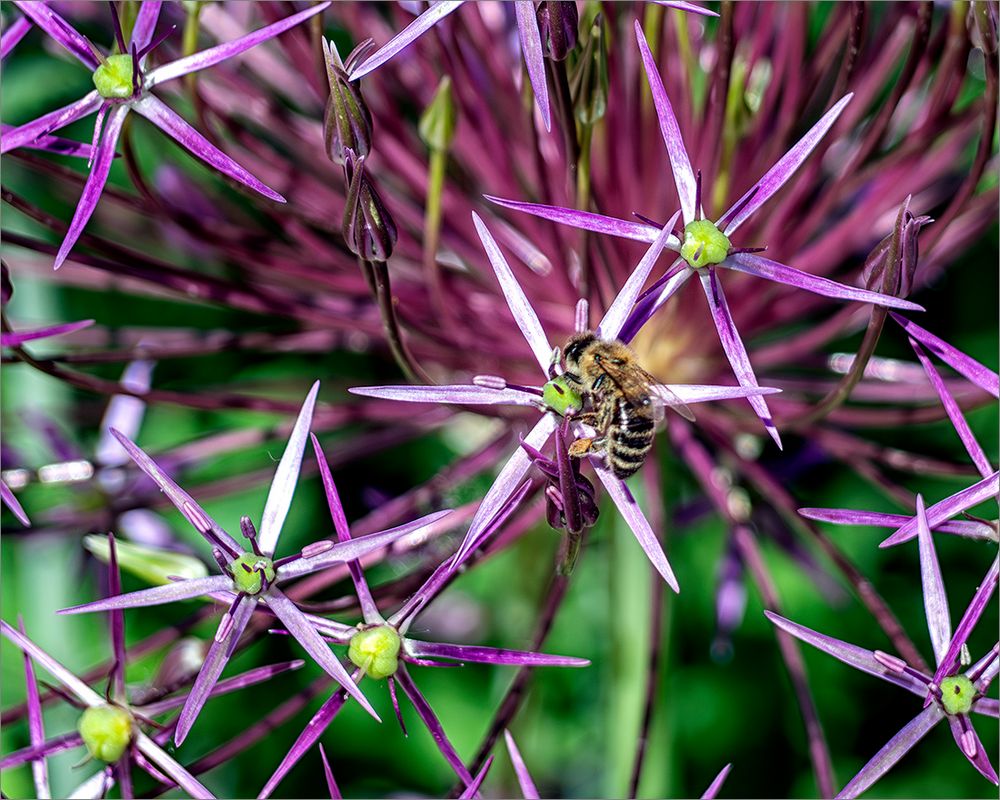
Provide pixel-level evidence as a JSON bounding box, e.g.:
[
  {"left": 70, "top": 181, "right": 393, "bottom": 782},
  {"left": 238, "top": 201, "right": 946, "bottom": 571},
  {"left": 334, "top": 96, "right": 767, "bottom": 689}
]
[{"left": 563, "top": 332, "right": 596, "bottom": 369}]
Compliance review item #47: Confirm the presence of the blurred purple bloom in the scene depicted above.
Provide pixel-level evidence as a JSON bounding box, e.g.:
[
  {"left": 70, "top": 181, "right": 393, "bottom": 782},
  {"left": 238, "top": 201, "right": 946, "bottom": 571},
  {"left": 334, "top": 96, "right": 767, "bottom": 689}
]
[{"left": 3, "top": 1, "right": 330, "bottom": 268}]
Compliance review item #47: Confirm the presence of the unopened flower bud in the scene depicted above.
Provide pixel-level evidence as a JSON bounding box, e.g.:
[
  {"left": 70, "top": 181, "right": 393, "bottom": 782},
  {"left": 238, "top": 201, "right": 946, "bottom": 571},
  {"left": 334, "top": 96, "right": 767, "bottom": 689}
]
[
  {"left": 348, "top": 624, "right": 402, "bottom": 679},
  {"left": 571, "top": 12, "right": 607, "bottom": 126},
  {"left": 78, "top": 704, "right": 134, "bottom": 763},
  {"left": 537, "top": 1, "right": 579, "bottom": 61},
  {"left": 863, "top": 199, "right": 930, "bottom": 298},
  {"left": 323, "top": 38, "right": 373, "bottom": 165},
  {"left": 419, "top": 76, "right": 457, "bottom": 152},
  {"left": 343, "top": 157, "right": 397, "bottom": 262}
]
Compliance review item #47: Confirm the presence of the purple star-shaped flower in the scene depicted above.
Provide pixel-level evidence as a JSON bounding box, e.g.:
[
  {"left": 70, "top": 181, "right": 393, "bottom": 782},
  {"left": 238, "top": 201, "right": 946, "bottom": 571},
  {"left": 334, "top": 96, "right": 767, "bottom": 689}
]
[
  {"left": 2, "top": 1, "right": 329, "bottom": 268},
  {"left": 487, "top": 21, "right": 924, "bottom": 448},
  {"left": 57, "top": 382, "right": 451, "bottom": 744},
  {"left": 351, "top": 211, "right": 780, "bottom": 591},
  {"left": 256, "top": 439, "right": 587, "bottom": 797},
  {"left": 768, "top": 497, "right": 999, "bottom": 797}
]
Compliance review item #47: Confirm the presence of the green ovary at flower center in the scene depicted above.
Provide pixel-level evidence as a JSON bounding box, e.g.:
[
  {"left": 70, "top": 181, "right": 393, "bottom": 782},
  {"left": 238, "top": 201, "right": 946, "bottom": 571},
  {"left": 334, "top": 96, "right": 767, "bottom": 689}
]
[
  {"left": 680, "top": 219, "right": 731, "bottom": 268},
  {"left": 230, "top": 552, "right": 276, "bottom": 595},
  {"left": 543, "top": 375, "right": 584, "bottom": 416},
  {"left": 939, "top": 675, "right": 976, "bottom": 716},
  {"left": 78, "top": 704, "right": 134, "bottom": 763},
  {"left": 348, "top": 625, "right": 401, "bottom": 679},
  {"left": 92, "top": 54, "right": 136, "bottom": 99}
]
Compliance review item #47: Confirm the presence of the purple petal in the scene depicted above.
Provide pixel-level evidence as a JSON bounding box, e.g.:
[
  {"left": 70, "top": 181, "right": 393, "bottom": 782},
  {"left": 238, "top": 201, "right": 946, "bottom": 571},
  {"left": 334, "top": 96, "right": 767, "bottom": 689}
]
[
  {"left": 619, "top": 264, "right": 693, "bottom": 343},
  {"left": 652, "top": 1, "right": 720, "bottom": 17},
  {"left": 134, "top": 732, "right": 216, "bottom": 799},
  {"left": 257, "top": 684, "right": 352, "bottom": 799},
  {"left": 147, "top": 2, "right": 330, "bottom": 86},
  {"left": 65, "top": 768, "right": 113, "bottom": 800},
  {"left": 699, "top": 269, "right": 782, "bottom": 448},
  {"left": 319, "top": 744, "right": 342, "bottom": 800},
  {"left": 18, "top": 618, "right": 50, "bottom": 798},
  {"left": 349, "top": 1, "right": 463, "bottom": 80},
  {"left": 0, "top": 732, "right": 83, "bottom": 770},
  {"left": 96, "top": 360, "right": 155, "bottom": 467},
  {"left": 974, "top": 698, "right": 999, "bottom": 719},
  {"left": 890, "top": 314, "right": 999, "bottom": 398},
  {"left": 701, "top": 763, "right": 732, "bottom": 800},
  {"left": 485, "top": 196, "right": 661, "bottom": 243},
  {"left": 932, "top": 558, "right": 999, "bottom": 688},
  {"left": 724, "top": 252, "right": 924, "bottom": 311},
  {"left": 0, "top": 91, "right": 102, "bottom": 154},
  {"left": 915, "top": 495, "right": 952, "bottom": 667},
  {"left": 764, "top": 612, "right": 928, "bottom": 696},
  {"left": 256, "top": 382, "right": 319, "bottom": 555},
  {"left": 504, "top": 730, "right": 540, "bottom": 799},
  {"left": 116, "top": 749, "right": 134, "bottom": 800},
  {"left": 597, "top": 214, "right": 680, "bottom": 340},
  {"left": 0, "top": 620, "right": 103, "bottom": 706},
  {"left": 109, "top": 428, "right": 243, "bottom": 555},
  {"left": 721, "top": 95, "right": 852, "bottom": 235},
  {"left": 141, "top": 660, "right": 304, "bottom": 716},
  {"left": 106, "top": 535, "right": 127, "bottom": 701},
  {"left": 175, "top": 594, "right": 256, "bottom": 746},
  {"left": 59, "top": 576, "right": 231, "bottom": 616},
  {"left": 1, "top": 15, "right": 32, "bottom": 60},
  {"left": 53, "top": 104, "right": 127, "bottom": 269},
  {"left": 13, "top": 1, "right": 99, "bottom": 68},
  {"left": 1, "top": 122, "right": 95, "bottom": 159},
  {"left": 459, "top": 756, "right": 493, "bottom": 800},
  {"left": 349, "top": 384, "right": 539, "bottom": 407},
  {"left": 131, "top": 95, "right": 284, "bottom": 202},
  {"left": 880, "top": 473, "right": 1000, "bottom": 547},
  {"left": 394, "top": 667, "right": 475, "bottom": 787},
  {"left": 129, "top": 0, "right": 162, "bottom": 52},
  {"left": 799, "top": 507, "right": 996, "bottom": 541},
  {"left": 1, "top": 480, "right": 30, "bottom": 526},
  {"left": 835, "top": 705, "right": 943, "bottom": 799},
  {"left": 472, "top": 212, "right": 552, "bottom": 372},
  {"left": 265, "top": 587, "right": 379, "bottom": 722},
  {"left": 514, "top": 1, "right": 550, "bottom": 131},
  {"left": 668, "top": 384, "right": 782, "bottom": 404},
  {"left": 947, "top": 716, "right": 999, "bottom": 784},
  {"left": 635, "top": 20, "right": 697, "bottom": 223},
  {"left": 404, "top": 639, "right": 589, "bottom": 667},
  {"left": 452, "top": 414, "right": 558, "bottom": 566},
  {"left": 593, "top": 463, "right": 679, "bottom": 591},
  {"left": 910, "top": 339, "right": 993, "bottom": 477}
]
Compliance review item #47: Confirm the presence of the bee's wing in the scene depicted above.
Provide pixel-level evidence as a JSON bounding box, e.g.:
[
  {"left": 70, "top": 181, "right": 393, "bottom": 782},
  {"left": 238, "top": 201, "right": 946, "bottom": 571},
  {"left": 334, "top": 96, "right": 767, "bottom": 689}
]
[{"left": 648, "top": 383, "right": 696, "bottom": 422}]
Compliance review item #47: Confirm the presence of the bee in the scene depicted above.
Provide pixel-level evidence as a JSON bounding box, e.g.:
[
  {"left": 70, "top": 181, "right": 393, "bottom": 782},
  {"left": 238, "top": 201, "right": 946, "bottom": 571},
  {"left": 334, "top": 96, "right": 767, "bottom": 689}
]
[{"left": 561, "top": 332, "right": 693, "bottom": 479}]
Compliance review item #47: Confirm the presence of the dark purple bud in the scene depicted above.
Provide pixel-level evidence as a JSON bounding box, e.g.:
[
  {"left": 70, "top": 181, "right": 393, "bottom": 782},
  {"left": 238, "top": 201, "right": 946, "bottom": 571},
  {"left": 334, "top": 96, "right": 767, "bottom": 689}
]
[
  {"left": 322, "top": 38, "right": 373, "bottom": 166},
  {"left": 342, "top": 156, "right": 398, "bottom": 262},
  {"left": 537, "top": 1, "right": 579, "bottom": 61},
  {"left": 863, "top": 198, "right": 931, "bottom": 299}
]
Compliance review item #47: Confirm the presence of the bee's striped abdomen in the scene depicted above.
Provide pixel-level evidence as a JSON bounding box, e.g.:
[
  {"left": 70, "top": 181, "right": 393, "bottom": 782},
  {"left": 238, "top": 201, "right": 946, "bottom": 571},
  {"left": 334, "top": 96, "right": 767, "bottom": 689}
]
[{"left": 607, "top": 400, "right": 655, "bottom": 479}]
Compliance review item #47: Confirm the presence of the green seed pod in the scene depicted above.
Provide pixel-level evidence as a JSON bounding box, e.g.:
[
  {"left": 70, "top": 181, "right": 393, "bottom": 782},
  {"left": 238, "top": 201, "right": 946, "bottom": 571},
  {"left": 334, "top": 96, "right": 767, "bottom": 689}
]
[
  {"left": 542, "top": 375, "right": 584, "bottom": 416},
  {"left": 418, "top": 77, "right": 457, "bottom": 153},
  {"left": 939, "top": 675, "right": 976, "bottom": 716},
  {"left": 680, "top": 220, "right": 731, "bottom": 268},
  {"left": 229, "top": 552, "right": 276, "bottom": 595},
  {"left": 92, "top": 54, "right": 136, "bottom": 99},
  {"left": 348, "top": 625, "right": 402, "bottom": 680},
  {"left": 78, "top": 704, "right": 134, "bottom": 763}
]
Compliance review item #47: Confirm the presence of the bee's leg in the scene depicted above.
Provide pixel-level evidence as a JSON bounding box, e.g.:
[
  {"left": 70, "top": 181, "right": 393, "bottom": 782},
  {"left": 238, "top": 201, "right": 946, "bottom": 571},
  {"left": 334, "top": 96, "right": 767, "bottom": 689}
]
[
  {"left": 568, "top": 435, "right": 605, "bottom": 458},
  {"left": 572, "top": 411, "right": 598, "bottom": 426}
]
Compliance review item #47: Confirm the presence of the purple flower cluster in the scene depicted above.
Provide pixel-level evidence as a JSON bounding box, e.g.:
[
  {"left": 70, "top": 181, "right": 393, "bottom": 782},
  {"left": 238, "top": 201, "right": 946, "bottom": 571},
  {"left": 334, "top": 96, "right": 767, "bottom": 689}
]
[{"left": 1, "top": 2, "right": 996, "bottom": 798}]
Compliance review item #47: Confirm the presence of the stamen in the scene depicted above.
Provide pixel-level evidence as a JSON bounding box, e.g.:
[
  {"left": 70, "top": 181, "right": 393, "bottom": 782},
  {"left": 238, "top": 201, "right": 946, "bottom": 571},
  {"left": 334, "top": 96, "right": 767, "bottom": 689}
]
[
  {"left": 130, "top": 44, "right": 140, "bottom": 97},
  {"left": 632, "top": 211, "right": 664, "bottom": 228},
  {"left": 241, "top": 516, "right": 263, "bottom": 556},
  {"left": 215, "top": 610, "right": 234, "bottom": 643},
  {"left": 181, "top": 500, "right": 212, "bottom": 535},
  {"left": 109, "top": 3, "right": 127, "bottom": 53},
  {"left": 575, "top": 298, "right": 589, "bottom": 333},
  {"left": 873, "top": 650, "right": 908, "bottom": 673},
  {"left": 300, "top": 540, "right": 335, "bottom": 559},
  {"left": 716, "top": 185, "right": 760, "bottom": 230},
  {"left": 212, "top": 547, "right": 231, "bottom": 574},
  {"left": 473, "top": 374, "right": 507, "bottom": 389},
  {"left": 694, "top": 169, "right": 703, "bottom": 221},
  {"left": 137, "top": 26, "right": 176, "bottom": 60}
]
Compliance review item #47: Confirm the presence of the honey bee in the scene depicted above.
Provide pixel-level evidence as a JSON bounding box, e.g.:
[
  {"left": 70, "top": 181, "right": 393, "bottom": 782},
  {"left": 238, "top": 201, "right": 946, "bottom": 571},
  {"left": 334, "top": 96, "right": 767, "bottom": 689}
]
[{"left": 561, "top": 332, "right": 693, "bottom": 479}]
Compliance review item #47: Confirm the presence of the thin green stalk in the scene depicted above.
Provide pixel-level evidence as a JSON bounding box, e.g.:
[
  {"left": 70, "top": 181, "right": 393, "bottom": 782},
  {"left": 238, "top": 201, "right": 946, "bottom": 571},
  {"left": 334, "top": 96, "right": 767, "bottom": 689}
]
[
  {"left": 364, "top": 258, "right": 430, "bottom": 385},
  {"left": 423, "top": 146, "right": 450, "bottom": 322}
]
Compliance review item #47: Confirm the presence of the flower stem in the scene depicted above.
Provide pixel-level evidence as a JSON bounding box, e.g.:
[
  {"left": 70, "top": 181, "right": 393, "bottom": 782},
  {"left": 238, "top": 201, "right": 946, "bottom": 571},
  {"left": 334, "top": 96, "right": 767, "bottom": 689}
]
[
  {"left": 363, "top": 258, "right": 430, "bottom": 385},
  {"left": 423, "top": 146, "right": 450, "bottom": 322}
]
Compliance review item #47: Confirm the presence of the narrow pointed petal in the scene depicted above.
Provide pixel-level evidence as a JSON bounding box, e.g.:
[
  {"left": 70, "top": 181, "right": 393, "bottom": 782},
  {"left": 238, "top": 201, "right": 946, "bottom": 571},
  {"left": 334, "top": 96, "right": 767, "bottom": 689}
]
[
  {"left": 700, "top": 269, "right": 782, "bottom": 448},
  {"left": 265, "top": 587, "right": 380, "bottom": 722},
  {"left": 18, "top": 618, "right": 50, "bottom": 799},
  {"left": 668, "top": 384, "right": 782, "bottom": 403},
  {"left": 1, "top": 15, "right": 31, "bottom": 60},
  {"left": 880, "top": 472, "right": 1000, "bottom": 547},
  {"left": 394, "top": 667, "right": 475, "bottom": 787},
  {"left": 319, "top": 744, "right": 342, "bottom": 799},
  {"left": 835, "top": 705, "right": 943, "bottom": 799},
  {"left": 147, "top": 3, "right": 331, "bottom": 86},
  {"left": 799, "top": 507, "right": 996, "bottom": 541},
  {"left": 515, "top": 1, "right": 550, "bottom": 131},
  {"left": 947, "top": 716, "right": 999, "bottom": 783},
  {"left": 60, "top": 575, "right": 232, "bottom": 615},
  {"left": 116, "top": 750, "right": 134, "bottom": 800},
  {"left": 131, "top": 96, "right": 284, "bottom": 202},
  {"left": 598, "top": 215, "right": 679, "bottom": 340},
  {"left": 504, "top": 730, "right": 540, "bottom": 799},
  {"left": 129, "top": 0, "right": 162, "bottom": 51},
  {"left": 349, "top": 384, "right": 539, "bottom": 407},
  {"left": 764, "top": 612, "right": 928, "bottom": 696},
  {"left": 1, "top": 319, "right": 94, "bottom": 347},
  {"left": 13, "top": 1, "right": 99, "bottom": 68},
  {"left": 258, "top": 683, "right": 353, "bottom": 799},
  {"left": 722, "top": 95, "right": 852, "bottom": 235},
  {"left": 459, "top": 756, "right": 493, "bottom": 800},
  {"left": 0, "top": 732, "right": 83, "bottom": 770},
  {"left": 485, "top": 196, "right": 661, "bottom": 243},
  {"left": 974, "top": 698, "right": 999, "bottom": 719},
  {"left": 593, "top": 463, "right": 679, "bottom": 592},
  {"left": 405, "top": 639, "right": 589, "bottom": 667},
  {"left": 2, "top": 480, "right": 30, "bottom": 526},
  {"left": 932, "top": 558, "right": 1000, "bottom": 687},
  {"left": 472, "top": 212, "right": 552, "bottom": 372},
  {"left": 106, "top": 535, "right": 127, "bottom": 701},
  {"left": 134, "top": 732, "right": 215, "bottom": 799},
  {"left": 175, "top": 594, "right": 256, "bottom": 746},
  {"left": 619, "top": 264, "right": 693, "bottom": 343},
  {"left": 635, "top": 20, "right": 697, "bottom": 222},
  {"left": 910, "top": 339, "right": 993, "bottom": 478},
  {"left": 701, "top": 764, "right": 732, "bottom": 800},
  {"left": 109, "top": 428, "right": 243, "bottom": 555},
  {"left": 96, "top": 360, "right": 155, "bottom": 467},
  {"left": 141, "top": 660, "right": 304, "bottom": 716},
  {"left": 254, "top": 382, "right": 319, "bottom": 555},
  {"left": 653, "top": 1, "right": 720, "bottom": 16},
  {"left": 453, "top": 414, "right": 558, "bottom": 566},
  {"left": 0, "top": 620, "right": 103, "bottom": 706},
  {"left": 889, "top": 314, "right": 999, "bottom": 397},
  {"left": 65, "top": 768, "right": 112, "bottom": 800},
  {"left": 0, "top": 91, "right": 102, "bottom": 154},
  {"left": 349, "top": 1, "right": 464, "bottom": 80},
  {"left": 915, "top": 495, "right": 952, "bottom": 667},
  {"left": 724, "top": 252, "right": 924, "bottom": 311},
  {"left": 0, "top": 123, "right": 94, "bottom": 159}
]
